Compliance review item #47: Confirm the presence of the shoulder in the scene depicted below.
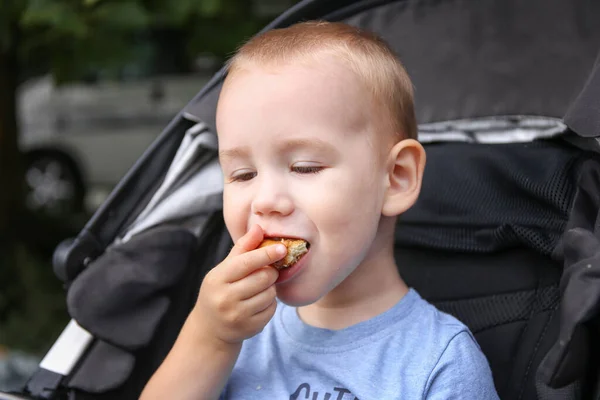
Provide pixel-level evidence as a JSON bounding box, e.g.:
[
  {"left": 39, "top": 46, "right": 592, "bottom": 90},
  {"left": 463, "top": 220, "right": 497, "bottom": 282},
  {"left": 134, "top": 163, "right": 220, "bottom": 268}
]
[
  {"left": 401, "top": 293, "right": 499, "bottom": 398},
  {"left": 423, "top": 329, "right": 499, "bottom": 399},
  {"left": 404, "top": 291, "right": 471, "bottom": 349}
]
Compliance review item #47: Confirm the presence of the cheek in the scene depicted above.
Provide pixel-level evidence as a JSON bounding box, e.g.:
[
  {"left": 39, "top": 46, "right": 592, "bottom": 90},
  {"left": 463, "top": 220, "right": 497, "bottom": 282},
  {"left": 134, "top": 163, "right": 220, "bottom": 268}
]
[
  {"left": 312, "top": 165, "right": 384, "bottom": 257},
  {"left": 223, "top": 188, "right": 247, "bottom": 242}
]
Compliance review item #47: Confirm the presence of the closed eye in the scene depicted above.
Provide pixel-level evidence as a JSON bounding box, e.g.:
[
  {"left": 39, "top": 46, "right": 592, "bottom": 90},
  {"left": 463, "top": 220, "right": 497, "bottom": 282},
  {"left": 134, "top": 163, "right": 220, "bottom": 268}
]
[
  {"left": 229, "top": 171, "right": 256, "bottom": 182},
  {"left": 292, "top": 166, "right": 324, "bottom": 174}
]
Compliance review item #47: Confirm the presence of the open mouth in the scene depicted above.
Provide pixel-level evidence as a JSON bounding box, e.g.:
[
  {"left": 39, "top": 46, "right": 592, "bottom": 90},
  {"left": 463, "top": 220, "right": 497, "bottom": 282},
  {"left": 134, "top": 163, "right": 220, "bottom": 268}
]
[{"left": 259, "top": 238, "right": 310, "bottom": 270}]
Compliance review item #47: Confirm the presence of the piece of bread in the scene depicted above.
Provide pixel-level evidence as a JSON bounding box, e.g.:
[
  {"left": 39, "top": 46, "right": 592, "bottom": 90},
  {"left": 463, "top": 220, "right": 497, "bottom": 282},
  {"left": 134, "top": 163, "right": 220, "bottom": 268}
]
[{"left": 259, "top": 238, "right": 309, "bottom": 269}]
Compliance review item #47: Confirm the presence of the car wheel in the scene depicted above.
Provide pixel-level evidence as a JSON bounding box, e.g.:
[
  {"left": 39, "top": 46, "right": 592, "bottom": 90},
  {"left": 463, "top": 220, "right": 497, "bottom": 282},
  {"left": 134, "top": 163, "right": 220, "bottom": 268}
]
[{"left": 24, "top": 153, "right": 85, "bottom": 216}]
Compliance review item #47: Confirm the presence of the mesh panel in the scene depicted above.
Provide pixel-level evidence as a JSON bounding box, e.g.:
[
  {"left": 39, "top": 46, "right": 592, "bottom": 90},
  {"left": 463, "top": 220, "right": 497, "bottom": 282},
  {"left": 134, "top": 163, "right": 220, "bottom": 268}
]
[
  {"left": 434, "top": 286, "right": 560, "bottom": 333},
  {"left": 397, "top": 140, "right": 584, "bottom": 255}
]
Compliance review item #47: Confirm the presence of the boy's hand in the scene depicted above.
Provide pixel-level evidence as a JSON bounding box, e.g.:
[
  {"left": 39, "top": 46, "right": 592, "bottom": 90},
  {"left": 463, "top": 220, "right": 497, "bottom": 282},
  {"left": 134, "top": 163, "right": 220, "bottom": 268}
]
[{"left": 192, "top": 225, "right": 287, "bottom": 347}]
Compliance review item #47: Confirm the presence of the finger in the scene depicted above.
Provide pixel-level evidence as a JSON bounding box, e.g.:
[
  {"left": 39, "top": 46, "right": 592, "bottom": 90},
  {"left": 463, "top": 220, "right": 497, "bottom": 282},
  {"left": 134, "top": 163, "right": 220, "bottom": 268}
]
[
  {"left": 231, "top": 267, "right": 278, "bottom": 300},
  {"left": 249, "top": 298, "right": 277, "bottom": 326},
  {"left": 243, "top": 285, "right": 277, "bottom": 315},
  {"left": 228, "top": 225, "right": 264, "bottom": 258},
  {"left": 224, "top": 245, "right": 286, "bottom": 283}
]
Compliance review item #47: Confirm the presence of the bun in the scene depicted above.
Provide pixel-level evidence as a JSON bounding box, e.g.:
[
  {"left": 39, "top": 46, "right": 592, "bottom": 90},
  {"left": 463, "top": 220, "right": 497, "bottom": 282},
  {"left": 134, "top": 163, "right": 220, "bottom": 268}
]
[{"left": 259, "top": 238, "right": 309, "bottom": 269}]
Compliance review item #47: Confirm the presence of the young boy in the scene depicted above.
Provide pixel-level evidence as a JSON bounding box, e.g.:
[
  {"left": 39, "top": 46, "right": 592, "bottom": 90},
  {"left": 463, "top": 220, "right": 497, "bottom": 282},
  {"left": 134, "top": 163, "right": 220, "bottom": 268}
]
[{"left": 141, "top": 21, "right": 499, "bottom": 399}]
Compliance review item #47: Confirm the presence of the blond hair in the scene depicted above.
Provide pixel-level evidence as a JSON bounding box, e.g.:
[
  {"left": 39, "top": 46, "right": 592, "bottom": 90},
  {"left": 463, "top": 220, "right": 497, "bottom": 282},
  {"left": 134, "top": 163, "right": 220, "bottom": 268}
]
[{"left": 225, "top": 21, "right": 417, "bottom": 141}]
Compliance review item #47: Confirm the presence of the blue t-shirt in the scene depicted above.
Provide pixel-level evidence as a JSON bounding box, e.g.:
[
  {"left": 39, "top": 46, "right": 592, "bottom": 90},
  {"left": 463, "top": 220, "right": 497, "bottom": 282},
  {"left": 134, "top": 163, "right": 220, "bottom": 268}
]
[{"left": 221, "top": 289, "right": 499, "bottom": 399}]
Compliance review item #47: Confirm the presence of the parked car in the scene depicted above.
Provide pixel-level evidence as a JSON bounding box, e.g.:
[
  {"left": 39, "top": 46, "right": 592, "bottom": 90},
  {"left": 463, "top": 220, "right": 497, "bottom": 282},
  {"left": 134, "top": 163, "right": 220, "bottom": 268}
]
[
  {"left": 0, "top": 348, "right": 39, "bottom": 394},
  {"left": 17, "top": 56, "right": 212, "bottom": 215}
]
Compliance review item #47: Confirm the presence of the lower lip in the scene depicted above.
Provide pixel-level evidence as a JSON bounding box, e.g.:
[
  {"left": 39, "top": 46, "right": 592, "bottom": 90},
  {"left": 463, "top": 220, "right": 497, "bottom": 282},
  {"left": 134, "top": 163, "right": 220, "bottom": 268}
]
[{"left": 275, "top": 250, "right": 310, "bottom": 284}]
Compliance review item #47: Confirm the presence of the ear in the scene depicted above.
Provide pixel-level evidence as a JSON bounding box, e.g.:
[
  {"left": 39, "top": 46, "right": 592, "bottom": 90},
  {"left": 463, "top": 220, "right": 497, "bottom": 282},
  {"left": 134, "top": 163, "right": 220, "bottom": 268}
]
[{"left": 382, "top": 139, "right": 426, "bottom": 217}]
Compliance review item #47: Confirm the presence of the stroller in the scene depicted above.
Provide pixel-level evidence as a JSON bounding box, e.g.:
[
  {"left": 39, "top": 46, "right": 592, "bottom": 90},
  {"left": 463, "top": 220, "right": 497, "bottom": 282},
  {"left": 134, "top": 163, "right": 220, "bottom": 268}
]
[{"left": 3, "top": 0, "right": 600, "bottom": 399}]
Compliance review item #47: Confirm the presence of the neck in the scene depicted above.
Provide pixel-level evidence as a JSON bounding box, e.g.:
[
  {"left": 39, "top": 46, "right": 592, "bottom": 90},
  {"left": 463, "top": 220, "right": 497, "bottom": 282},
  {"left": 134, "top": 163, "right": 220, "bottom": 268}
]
[{"left": 297, "top": 218, "right": 408, "bottom": 330}]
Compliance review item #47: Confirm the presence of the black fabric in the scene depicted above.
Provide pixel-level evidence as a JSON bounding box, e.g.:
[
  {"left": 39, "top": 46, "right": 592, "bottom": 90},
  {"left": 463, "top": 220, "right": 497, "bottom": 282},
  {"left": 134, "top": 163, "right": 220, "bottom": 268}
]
[
  {"left": 539, "top": 159, "right": 600, "bottom": 389},
  {"left": 344, "top": 0, "right": 600, "bottom": 123},
  {"left": 67, "top": 341, "right": 135, "bottom": 393},
  {"left": 564, "top": 52, "right": 600, "bottom": 138},
  {"left": 67, "top": 226, "right": 197, "bottom": 351},
  {"left": 535, "top": 366, "right": 590, "bottom": 400},
  {"left": 397, "top": 140, "right": 583, "bottom": 255},
  {"left": 67, "top": 213, "right": 231, "bottom": 399},
  {"left": 24, "top": 368, "right": 63, "bottom": 399},
  {"left": 185, "top": 0, "right": 600, "bottom": 130},
  {"left": 435, "top": 286, "right": 558, "bottom": 334},
  {"left": 591, "top": 360, "right": 600, "bottom": 400}
]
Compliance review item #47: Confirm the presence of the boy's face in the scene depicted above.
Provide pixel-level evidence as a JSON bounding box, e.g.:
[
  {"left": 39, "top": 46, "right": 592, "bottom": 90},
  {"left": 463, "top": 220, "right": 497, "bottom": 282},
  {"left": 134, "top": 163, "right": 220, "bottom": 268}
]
[{"left": 216, "top": 61, "right": 392, "bottom": 306}]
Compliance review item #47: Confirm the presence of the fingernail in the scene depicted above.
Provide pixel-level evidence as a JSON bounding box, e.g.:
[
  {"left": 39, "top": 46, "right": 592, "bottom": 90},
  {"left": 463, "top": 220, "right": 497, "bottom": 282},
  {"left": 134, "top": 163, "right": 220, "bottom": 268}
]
[{"left": 275, "top": 245, "right": 287, "bottom": 256}]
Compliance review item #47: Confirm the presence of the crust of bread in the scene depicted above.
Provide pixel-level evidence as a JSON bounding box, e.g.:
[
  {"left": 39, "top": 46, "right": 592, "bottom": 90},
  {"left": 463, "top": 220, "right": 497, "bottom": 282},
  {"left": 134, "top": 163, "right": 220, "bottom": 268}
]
[{"left": 259, "top": 238, "right": 309, "bottom": 270}]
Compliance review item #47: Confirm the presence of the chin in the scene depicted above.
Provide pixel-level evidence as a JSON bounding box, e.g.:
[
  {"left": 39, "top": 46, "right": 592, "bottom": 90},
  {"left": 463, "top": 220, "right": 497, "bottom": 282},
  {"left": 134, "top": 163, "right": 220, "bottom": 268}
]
[
  {"left": 275, "top": 284, "right": 326, "bottom": 307},
  {"left": 274, "top": 253, "right": 363, "bottom": 307}
]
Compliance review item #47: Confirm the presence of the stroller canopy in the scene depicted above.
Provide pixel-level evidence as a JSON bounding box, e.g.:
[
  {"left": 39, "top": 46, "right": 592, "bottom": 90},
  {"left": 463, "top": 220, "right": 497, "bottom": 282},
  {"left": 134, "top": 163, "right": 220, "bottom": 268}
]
[{"left": 184, "top": 0, "right": 600, "bottom": 131}]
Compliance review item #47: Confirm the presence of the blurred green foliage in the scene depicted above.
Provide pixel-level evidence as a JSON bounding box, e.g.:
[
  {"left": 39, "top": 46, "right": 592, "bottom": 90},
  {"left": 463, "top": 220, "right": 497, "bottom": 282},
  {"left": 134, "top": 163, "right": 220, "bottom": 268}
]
[
  {"left": 0, "top": 210, "right": 85, "bottom": 354},
  {"left": 11, "top": 0, "right": 272, "bottom": 84},
  {"left": 0, "top": 244, "right": 70, "bottom": 354}
]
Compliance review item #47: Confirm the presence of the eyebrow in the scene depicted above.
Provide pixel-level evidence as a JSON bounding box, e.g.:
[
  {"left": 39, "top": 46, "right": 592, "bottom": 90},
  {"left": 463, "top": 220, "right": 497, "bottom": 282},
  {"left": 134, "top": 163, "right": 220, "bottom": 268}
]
[
  {"left": 276, "top": 137, "right": 339, "bottom": 155},
  {"left": 219, "top": 146, "right": 250, "bottom": 161},
  {"left": 219, "top": 137, "right": 339, "bottom": 161}
]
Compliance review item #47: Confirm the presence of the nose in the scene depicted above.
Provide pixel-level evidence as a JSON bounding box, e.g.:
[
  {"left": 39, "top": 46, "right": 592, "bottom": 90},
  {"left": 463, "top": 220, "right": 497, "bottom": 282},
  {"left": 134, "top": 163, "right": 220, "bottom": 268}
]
[{"left": 251, "top": 175, "right": 294, "bottom": 217}]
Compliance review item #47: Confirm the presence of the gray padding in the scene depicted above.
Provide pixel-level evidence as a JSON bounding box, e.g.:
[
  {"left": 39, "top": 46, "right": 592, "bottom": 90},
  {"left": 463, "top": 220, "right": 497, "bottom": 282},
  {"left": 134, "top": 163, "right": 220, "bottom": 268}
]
[
  {"left": 67, "top": 340, "right": 135, "bottom": 393},
  {"left": 67, "top": 226, "right": 197, "bottom": 350}
]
